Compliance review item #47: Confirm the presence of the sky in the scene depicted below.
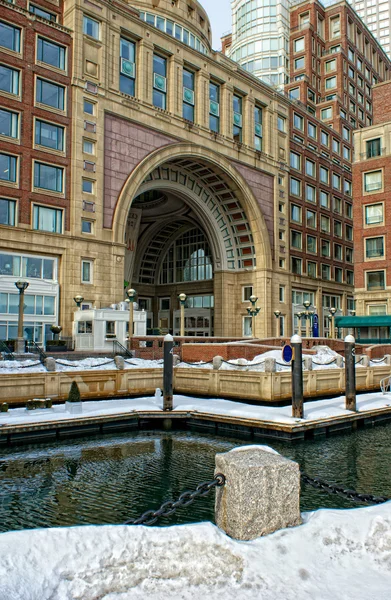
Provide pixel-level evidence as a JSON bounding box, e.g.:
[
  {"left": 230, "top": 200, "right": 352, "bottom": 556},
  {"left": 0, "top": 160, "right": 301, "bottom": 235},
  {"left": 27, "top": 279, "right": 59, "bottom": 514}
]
[{"left": 199, "top": 0, "right": 232, "bottom": 49}]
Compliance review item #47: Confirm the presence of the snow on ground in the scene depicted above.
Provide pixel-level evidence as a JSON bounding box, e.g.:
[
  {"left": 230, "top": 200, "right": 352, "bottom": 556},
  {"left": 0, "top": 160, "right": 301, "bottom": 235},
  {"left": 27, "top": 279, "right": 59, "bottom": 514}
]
[
  {"left": 2, "top": 345, "right": 384, "bottom": 373},
  {"left": 0, "top": 502, "right": 390, "bottom": 600},
  {"left": 1, "top": 392, "right": 390, "bottom": 427}
]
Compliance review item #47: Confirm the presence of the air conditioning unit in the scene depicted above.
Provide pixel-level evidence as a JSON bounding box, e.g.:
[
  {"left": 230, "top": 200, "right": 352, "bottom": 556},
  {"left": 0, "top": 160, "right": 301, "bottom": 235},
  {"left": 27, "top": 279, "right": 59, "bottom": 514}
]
[
  {"left": 121, "top": 58, "right": 135, "bottom": 78},
  {"left": 154, "top": 73, "right": 167, "bottom": 92},
  {"left": 117, "top": 301, "right": 128, "bottom": 311},
  {"left": 183, "top": 87, "right": 195, "bottom": 105}
]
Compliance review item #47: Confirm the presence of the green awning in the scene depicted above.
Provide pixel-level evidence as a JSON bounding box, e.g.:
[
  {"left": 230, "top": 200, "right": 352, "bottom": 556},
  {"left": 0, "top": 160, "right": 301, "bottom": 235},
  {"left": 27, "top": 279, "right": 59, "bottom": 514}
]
[{"left": 335, "top": 315, "right": 391, "bottom": 328}]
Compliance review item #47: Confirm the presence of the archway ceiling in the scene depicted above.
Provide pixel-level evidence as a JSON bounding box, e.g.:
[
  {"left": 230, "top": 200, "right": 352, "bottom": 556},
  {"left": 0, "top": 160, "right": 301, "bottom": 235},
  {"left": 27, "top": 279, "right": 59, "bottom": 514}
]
[{"left": 133, "top": 158, "right": 256, "bottom": 276}]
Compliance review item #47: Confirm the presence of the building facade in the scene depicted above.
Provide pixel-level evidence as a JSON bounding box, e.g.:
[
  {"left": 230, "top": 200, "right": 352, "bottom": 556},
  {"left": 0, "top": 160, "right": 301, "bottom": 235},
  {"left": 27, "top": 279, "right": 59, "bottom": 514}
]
[
  {"left": 0, "top": 0, "right": 292, "bottom": 343},
  {"left": 285, "top": 0, "right": 390, "bottom": 334},
  {"left": 0, "top": 0, "right": 72, "bottom": 345},
  {"left": 349, "top": 0, "right": 391, "bottom": 59},
  {"left": 353, "top": 80, "right": 391, "bottom": 328}
]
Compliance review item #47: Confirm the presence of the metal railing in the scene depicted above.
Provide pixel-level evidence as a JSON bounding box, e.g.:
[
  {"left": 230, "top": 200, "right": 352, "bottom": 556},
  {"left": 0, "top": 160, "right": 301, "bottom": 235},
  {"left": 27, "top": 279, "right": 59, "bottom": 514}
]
[
  {"left": 380, "top": 375, "right": 391, "bottom": 394},
  {"left": 26, "top": 340, "right": 47, "bottom": 364},
  {"left": 0, "top": 340, "right": 14, "bottom": 360},
  {"left": 112, "top": 339, "right": 133, "bottom": 358}
]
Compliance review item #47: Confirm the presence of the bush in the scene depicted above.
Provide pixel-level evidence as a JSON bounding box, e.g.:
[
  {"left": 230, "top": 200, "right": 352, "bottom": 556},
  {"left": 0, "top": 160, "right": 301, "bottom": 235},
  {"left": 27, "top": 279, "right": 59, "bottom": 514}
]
[
  {"left": 0, "top": 403, "right": 8, "bottom": 412},
  {"left": 46, "top": 340, "right": 67, "bottom": 347},
  {"left": 67, "top": 381, "right": 81, "bottom": 403}
]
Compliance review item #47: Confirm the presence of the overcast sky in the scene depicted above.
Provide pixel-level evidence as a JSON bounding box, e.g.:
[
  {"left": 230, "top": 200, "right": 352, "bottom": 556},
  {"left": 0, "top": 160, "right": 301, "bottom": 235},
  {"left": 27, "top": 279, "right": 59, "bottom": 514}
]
[{"left": 199, "top": 0, "right": 232, "bottom": 49}]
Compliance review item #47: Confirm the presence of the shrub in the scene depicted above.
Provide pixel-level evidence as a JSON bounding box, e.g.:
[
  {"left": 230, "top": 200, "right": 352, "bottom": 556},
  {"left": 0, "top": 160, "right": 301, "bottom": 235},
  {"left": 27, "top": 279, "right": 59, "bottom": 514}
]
[
  {"left": 0, "top": 403, "right": 8, "bottom": 412},
  {"left": 67, "top": 381, "right": 81, "bottom": 403}
]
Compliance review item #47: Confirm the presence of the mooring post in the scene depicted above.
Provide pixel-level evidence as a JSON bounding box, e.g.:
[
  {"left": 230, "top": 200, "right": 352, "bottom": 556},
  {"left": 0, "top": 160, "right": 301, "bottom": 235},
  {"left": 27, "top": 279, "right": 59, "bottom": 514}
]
[
  {"left": 215, "top": 446, "right": 302, "bottom": 540},
  {"left": 345, "top": 334, "right": 356, "bottom": 411},
  {"left": 291, "top": 334, "right": 304, "bottom": 418},
  {"left": 163, "top": 333, "right": 174, "bottom": 411}
]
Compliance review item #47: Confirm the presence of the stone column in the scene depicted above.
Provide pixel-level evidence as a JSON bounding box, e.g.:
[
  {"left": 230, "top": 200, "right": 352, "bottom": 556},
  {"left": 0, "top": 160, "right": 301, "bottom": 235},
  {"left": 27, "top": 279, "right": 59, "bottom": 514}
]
[
  {"left": 168, "top": 55, "right": 183, "bottom": 117},
  {"left": 215, "top": 446, "right": 302, "bottom": 540},
  {"left": 197, "top": 68, "right": 210, "bottom": 129},
  {"left": 138, "top": 39, "right": 154, "bottom": 105},
  {"left": 243, "top": 95, "right": 255, "bottom": 147},
  {"left": 221, "top": 82, "right": 233, "bottom": 139}
]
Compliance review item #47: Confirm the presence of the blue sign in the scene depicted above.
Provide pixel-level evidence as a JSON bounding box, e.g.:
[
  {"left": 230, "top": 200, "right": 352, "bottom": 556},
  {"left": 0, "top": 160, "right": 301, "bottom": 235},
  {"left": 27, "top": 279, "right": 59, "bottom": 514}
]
[
  {"left": 312, "top": 314, "right": 319, "bottom": 338},
  {"left": 282, "top": 344, "right": 293, "bottom": 363}
]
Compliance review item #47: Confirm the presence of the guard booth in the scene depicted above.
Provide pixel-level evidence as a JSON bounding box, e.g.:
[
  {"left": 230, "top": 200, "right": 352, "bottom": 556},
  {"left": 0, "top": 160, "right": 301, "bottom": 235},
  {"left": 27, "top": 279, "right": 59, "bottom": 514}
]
[{"left": 335, "top": 315, "right": 391, "bottom": 344}]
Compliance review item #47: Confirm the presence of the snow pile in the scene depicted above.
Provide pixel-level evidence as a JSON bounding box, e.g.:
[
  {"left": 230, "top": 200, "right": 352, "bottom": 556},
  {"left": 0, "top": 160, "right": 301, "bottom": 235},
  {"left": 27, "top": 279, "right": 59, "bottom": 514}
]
[
  {"left": 0, "top": 502, "right": 390, "bottom": 599},
  {"left": 0, "top": 356, "right": 164, "bottom": 374},
  {"left": 0, "top": 392, "right": 390, "bottom": 428}
]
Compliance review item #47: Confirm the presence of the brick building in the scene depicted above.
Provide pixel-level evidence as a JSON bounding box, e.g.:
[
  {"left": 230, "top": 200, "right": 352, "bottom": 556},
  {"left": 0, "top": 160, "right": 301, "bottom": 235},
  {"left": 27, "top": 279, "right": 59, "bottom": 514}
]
[
  {"left": 0, "top": 0, "right": 72, "bottom": 343},
  {"left": 353, "top": 80, "right": 391, "bottom": 334},
  {"left": 285, "top": 0, "right": 391, "bottom": 335}
]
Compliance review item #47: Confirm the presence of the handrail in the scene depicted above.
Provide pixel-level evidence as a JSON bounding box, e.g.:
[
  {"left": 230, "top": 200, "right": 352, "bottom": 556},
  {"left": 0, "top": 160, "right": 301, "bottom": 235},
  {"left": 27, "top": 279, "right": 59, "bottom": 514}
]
[
  {"left": 380, "top": 374, "right": 391, "bottom": 394},
  {"left": 112, "top": 339, "right": 133, "bottom": 358},
  {"left": 0, "top": 340, "right": 15, "bottom": 360},
  {"left": 27, "top": 340, "right": 47, "bottom": 364}
]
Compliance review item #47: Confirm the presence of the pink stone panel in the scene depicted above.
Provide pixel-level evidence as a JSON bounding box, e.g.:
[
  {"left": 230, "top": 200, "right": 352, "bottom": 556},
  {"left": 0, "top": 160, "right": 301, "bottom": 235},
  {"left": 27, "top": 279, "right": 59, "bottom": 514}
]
[{"left": 104, "top": 115, "right": 177, "bottom": 228}]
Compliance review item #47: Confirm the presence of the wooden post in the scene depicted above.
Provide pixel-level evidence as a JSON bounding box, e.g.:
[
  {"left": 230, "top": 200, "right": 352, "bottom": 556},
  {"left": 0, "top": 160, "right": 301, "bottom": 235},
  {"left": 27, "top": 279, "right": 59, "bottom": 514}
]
[
  {"left": 291, "top": 334, "right": 304, "bottom": 418},
  {"left": 345, "top": 334, "right": 356, "bottom": 411},
  {"left": 163, "top": 333, "right": 174, "bottom": 411}
]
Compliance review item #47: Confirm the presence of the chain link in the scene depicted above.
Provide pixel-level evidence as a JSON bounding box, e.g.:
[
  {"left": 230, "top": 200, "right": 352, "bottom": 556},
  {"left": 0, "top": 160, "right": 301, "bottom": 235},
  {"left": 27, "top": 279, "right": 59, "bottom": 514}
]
[
  {"left": 301, "top": 472, "right": 389, "bottom": 505},
  {"left": 125, "top": 474, "right": 226, "bottom": 526}
]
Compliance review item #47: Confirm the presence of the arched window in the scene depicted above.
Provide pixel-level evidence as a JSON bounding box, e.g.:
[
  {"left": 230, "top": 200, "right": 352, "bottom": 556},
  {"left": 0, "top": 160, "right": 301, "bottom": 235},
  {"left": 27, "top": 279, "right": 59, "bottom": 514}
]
[{"left": 159, "top": 228, "right": 213, "bottom": 284}]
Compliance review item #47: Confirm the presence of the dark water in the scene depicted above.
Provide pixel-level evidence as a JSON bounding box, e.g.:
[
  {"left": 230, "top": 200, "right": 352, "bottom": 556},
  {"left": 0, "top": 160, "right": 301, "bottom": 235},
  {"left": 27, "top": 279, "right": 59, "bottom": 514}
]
[{"left": 0, "top": 424, "right": 390, "bottom": 532}]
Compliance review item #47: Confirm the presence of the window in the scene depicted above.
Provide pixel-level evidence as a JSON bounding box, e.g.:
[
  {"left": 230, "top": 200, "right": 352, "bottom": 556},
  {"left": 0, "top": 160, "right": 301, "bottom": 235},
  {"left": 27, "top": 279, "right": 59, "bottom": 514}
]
[
  {"left": 279, "top": 285, "right": 285, "bottom": 302},
  {"left": 83, "top": 16, "right": 100, "bottom": 40},
  {"left": 233, "top": 95, "right": 242, "bottom": 142},
  {"left": 365, "top": 203, "right": 383, "bottom": 225},
  {"left": 334, "top": 243, "right": 342, "bottom": 260},
  {"left": 290, "top": 152, "right": 301, "bottom": 170},
  {"left": 332, "top": 139, "right": 340, "bottom": 154},
  {"left": 367, "top": 271, "right": 385, "bottom": 290},
  {"left": 78, "top": 321, "right": 93, "bottom": 334},
  {"left": 321, "top": 239, "right": 330, "bottom": 257},
  {"left": 335, "top": 267, "right": 343, "bottom": 283},
  {"left": 0, "top": 64, "right": 19, "bottom": 95},
  {"left": 183, "top": 69, "right": 195, "bottom": 122},
  {"left": 33, "top": 205, "right": 62, "bottom": 233},
  {"left": 366, "top": 237, "right": 384, "bottom": 258},
  {"left": 242, "top": 286, "right": 253, "bottom": 302},
  {"left": 291, "top": 230, "right": 302, "bottom": 249},
  {"left": 36, "top": 78, "right": 65, "bottom": 110},
  {"left": 321, "top": 130, "right": 329, "bottom": 146},
  {"left": 81, "top": 219, "right": 93, "bottom": 234},
  {"left": 364, "top": 171, "right": 382, "bottom": 192},
  {"left": 293, "top": 113, "right": 303, "bottom": 131},
  {"left": 307, "top": 261, "right": 317, "bottom": 278},
  {"left": 29, "top": 4, "right": 56, "bottom": 21},
  {"left": 325, "top": 76, "right": 337, "bottom": 89},
  {"left": 290, "top": 204, "right": 302, "bottom": 223},
  {"left": 306, "top": 159, "right": 315, "bottom": 177},
  {"left": 306, "top": 184, "right": 316, "bottom": 203},
  {"left": 83, "top": 99, "right": 94, "bottom": 115},
  {"left": 306, "top": 210, "right": 316, "bottom": 229},
  {"left": 290, "top": 178, "right": 301, "bottom": 197},
  {"left": 308, "top": 122, "right": 316, "bottom": 139},
  {"left": 294, "top": 56, "right": 305, "bottom": 70},
  {"left": 153, "top": 54, "right": 167, "bottom": 110},
  {"left": 34, "top": 162, "right": 63, "bottom": 192},
  {"left": 345, "top": 202, "right": 352, "bottom": 219},
  {"left": 37, "top": 38, "right": 65, "bottom": 70},
  {"left": 0, "top": 198, "right": 16, "bottom": 226},
  {"left": 0, "top": 21, "right": 21, "bottom": 52},
  {"left": 209, "top": 82, "right": 220, "bottom": 133},
  {"left": 294, "top": 38, "right": 305, "bottom": 52},
  {"left": 320, "top": 166, "right": 329, "bottom": 184},
  {"left": 0, "top": 153, "right": 16, "bottom": 182},
  {"left": 105, "top": 321, "right": 116, "bottom": 338},
  {"left": 291, "top": 257, "right": 302, "bottom": 275},
  {"left": 0, "top": 108, "right": 18, "bottom": 139},
  {"left": 321, "top": 216, "right": 330, "bottom": 233},
  {"left": 83, "top": 139, "right": 95, "bottom": 154},
  {"left": 82, "top": 179, "right": 94, "bottom": 194},
  {"left": 159, "top": 228, "right": 212, "bottom": 284},
  {"left": 81, "top": 260, "right": 93, "bottom": 283},
  {"left": 366, "top": 138, "right": 381, "bottom": 158},
  {"left": 332, "top": 173, "right": 341, "bottom": 190},
  {"left": 346, "top": 247, "right": 353, "bottom": 263},
  {"left": 343, "top": 146, "right": 350, "bottom": 160},
  {"left": 277, "top": 116, "right": 286, "bottom": 132},
  {"left": 254, "top": 106, "right": 262, "bottom": 151},
  {"left": 320, "top": 191, "right": 329, "bottom": 209},
  {"left": 325, "top": 59, "right": 336, "bottom": 72},
  {"left": 334, "top": 220, "right": 342, "bottom": 237},
  {"left": 342, "top": 126, "right": 350, "bottom": 141},
  {"left": 348, "top": 66, "right": 355, "bottom": 79},
  {"left": 120, "top": 37, "right": 136, "bottom": 97},
  {"left": 330, "top": 15, "right": 340, "bottom": 38},
  {"left": 307, "top": 234, "right": 317, "bottom": 253},
  {"left": 243, "top": 316, "right": 252, "bottom": 337},
  {"left": 346, "top": 224, "right": 353, "bottom": 241},
  {"left": 321, "top": 264, "right": 330, "bottom": 280},
  {"left": 35, "top": 119, "right": 64, "bottom": 151}
]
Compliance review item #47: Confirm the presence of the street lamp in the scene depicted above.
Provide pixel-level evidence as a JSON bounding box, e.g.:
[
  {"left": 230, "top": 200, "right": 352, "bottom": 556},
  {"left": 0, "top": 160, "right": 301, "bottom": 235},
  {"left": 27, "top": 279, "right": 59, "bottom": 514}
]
[
  {"left": 126, "top": 288, "right": 137, "bottom": 349},
  {"left": 302, "top": 300, "right": 315, "bottom": 338},
  {"left": 178, "top": 293, "right": 187, "bottom": 337},
  {"left": 329, "top": 307, "right": 337, "bottom": 339},
  {"left": 50, "top": 324, "right": 62, "bottom": 341},
  {"left": 296, "top": 311, "right": 305, "bottom": 336},
  {"left": 73, "top": 295, "right": 84, "bottom": 309},
  {"left": 15, "top": 280, "right": 29, "bottom": 354},
  {"left": 247, "top": 295, "right": 261, "bottom": 338},
  {"left": 274, "top": 310, "right": 281, "bottom": 338}
]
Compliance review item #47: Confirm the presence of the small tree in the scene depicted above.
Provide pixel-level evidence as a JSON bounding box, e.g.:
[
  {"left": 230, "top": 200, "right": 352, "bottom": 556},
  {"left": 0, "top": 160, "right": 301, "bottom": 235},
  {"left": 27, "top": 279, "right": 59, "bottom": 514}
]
[{"left": 67, "top": 381, "right": 81, "bottom": 403}]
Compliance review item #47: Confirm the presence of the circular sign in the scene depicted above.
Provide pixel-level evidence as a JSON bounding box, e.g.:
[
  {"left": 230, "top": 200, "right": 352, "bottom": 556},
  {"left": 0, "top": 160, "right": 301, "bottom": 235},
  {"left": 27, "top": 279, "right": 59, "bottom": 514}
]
[{"left": 282, "top": 344, "right": 293, "bottom": 364}]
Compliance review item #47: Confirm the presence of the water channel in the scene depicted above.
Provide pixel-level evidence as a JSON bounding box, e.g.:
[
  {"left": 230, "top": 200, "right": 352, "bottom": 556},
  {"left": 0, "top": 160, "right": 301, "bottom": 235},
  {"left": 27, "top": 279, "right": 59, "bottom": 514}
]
[{"left": 0, "top": 423, "right": 390, "bottom": 533}]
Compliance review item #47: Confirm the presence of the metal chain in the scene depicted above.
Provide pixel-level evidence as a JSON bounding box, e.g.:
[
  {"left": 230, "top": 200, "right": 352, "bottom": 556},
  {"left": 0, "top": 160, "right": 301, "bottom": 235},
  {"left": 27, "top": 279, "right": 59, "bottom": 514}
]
[
  {"left": 125, "top": 474, "right": 226, "bottom": 526},
  {"left": 301, "top": 472, "right": 389, "bottom": 505}
]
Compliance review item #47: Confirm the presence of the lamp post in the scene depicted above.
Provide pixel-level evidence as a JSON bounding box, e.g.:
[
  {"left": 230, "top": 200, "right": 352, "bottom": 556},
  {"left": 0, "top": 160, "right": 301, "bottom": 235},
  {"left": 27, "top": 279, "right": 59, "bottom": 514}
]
[
  {"left": 302, "top": 300, "right": 315, "bottom": 338},
  {"left": 178, "top": 293, "right": 187, "bottom": 337},
  {"left": 329, "top": 307, "right": 337, "bottom": 339},
  {"left": 15, "top": 280, "right": 29, "bottom": 353},
  {"left": 274, "top": 310, "right": 281, "bottom": 338},
  {"left": 50, "top": 325, "right": 62, "bottom": 341},
  {"left": 73, "top": 295, "right": 84, "bottom": 309},
  {"left": 126, "top": 288, "right": 137, "bottom": 349},
  {"left": 247, "top": 295, "right": 261, "bottom": 339}
]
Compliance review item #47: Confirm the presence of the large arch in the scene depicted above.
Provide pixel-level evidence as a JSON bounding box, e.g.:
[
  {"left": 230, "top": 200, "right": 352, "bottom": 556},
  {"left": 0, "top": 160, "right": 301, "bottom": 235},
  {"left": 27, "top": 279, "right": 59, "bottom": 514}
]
[{"left": 112, "top": 143, "right": 273, "bottom": 271}]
